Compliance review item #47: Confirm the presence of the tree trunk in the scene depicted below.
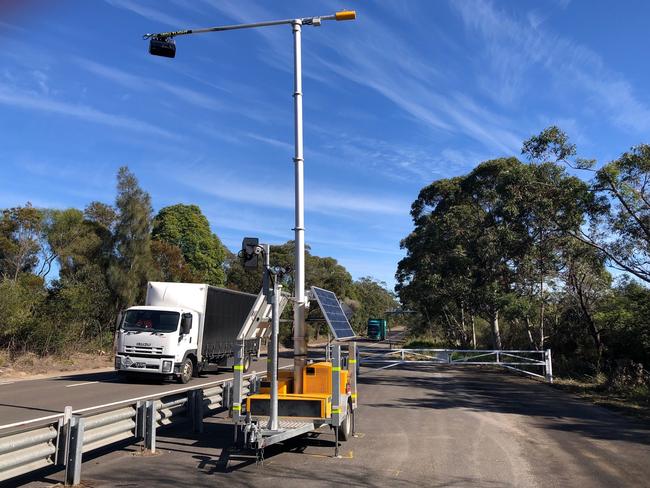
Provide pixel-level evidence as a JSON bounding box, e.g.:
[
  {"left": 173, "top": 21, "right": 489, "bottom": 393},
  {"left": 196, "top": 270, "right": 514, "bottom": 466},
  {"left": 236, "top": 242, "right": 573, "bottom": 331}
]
[
  {"left": 576, "top": 281, "right": 604, "bottom": 369},
  {"left": 539, "top": 273, "right": 545, "bottom": 350},
  {"left": 471, "top": 315, "right": 477, "bottom": 349},
  {"left": 524, "top": 315, "right": 538, "bottom": 350}
]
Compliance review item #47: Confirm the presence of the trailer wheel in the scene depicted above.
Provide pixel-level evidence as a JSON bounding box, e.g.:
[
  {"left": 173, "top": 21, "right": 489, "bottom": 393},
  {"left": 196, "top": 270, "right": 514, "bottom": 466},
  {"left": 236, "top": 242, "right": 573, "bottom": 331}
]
[
  {"left": 339, "top": 401, "right": 354, "bottom": 441},
  {"left": 243, "top": 354, "right": 251, "bottom": 373},
  {"left": 178, "top": 357, "right": 194, "bottom": 384}
]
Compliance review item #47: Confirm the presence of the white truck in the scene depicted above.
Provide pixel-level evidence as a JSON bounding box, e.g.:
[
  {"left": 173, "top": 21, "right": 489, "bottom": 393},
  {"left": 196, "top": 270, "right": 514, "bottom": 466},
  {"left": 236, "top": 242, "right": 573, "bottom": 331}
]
[{"left": 114, "top": 282, "right": 259, "bottom": 383}]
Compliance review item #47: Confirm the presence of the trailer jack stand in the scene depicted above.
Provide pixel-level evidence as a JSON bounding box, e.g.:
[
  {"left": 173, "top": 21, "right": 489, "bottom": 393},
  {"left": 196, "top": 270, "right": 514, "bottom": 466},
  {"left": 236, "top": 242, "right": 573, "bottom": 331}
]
[
  {"left": 334, "top": 425, "right": 340, "bottom": 458},
  {"left": 256, "top": 448, "right": 264, "bottom": 465}
]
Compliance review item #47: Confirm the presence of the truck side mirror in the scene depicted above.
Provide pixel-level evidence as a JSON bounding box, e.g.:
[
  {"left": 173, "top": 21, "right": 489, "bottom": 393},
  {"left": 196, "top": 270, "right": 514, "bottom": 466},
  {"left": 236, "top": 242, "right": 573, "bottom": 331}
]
[
  {"left": 115, "top": 310, "right": 125, "bottom": 331},
  {"left": 181, "top": 313, "right": 192, "bottom": 335}
]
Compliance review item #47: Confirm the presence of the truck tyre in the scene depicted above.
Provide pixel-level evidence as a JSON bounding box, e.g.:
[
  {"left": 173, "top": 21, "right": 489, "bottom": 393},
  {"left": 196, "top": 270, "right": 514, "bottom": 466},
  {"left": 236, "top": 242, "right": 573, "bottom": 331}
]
[
  {"left": 178, "top": 357, "right": 194, "bottom": 384},
  {"left": 118, "top": 371, "right": 137, "bottom": 383},
  {"left": 339, "top": 401, "right": 354, "bottom": 441}
]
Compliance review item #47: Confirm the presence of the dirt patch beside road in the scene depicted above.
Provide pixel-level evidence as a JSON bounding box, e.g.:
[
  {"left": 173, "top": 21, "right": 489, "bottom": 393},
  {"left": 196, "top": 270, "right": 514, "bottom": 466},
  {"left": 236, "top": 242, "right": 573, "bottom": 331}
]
[{"left": 0, "top": 350, "right": 113, "bottom": 381}]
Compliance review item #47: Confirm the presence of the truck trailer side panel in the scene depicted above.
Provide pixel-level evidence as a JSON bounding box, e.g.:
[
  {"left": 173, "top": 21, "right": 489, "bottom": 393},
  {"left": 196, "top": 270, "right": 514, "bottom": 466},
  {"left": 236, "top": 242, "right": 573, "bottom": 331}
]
[{"left": 202, "top": 287, "right": 257, "bottom": 358}]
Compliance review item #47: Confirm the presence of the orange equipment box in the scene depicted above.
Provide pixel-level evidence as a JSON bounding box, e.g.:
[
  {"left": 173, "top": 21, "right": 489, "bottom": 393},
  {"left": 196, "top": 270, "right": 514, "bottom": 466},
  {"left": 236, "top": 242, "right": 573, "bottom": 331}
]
[
  {"left": 259, "top": 377, "right": 293, "bottom": 395},
  {"left": 302, "top": 361, "right": 348, "bottom": 395},
  {"left": 246, "top": 393, "right": 331, "bottom": 418}
]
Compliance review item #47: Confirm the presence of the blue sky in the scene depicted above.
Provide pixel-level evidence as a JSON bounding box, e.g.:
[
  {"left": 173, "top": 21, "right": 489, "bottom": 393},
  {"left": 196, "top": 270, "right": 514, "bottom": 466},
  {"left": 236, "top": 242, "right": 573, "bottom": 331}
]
[{"left": 1, "top": 1, "right": 649, "bottom": 289}]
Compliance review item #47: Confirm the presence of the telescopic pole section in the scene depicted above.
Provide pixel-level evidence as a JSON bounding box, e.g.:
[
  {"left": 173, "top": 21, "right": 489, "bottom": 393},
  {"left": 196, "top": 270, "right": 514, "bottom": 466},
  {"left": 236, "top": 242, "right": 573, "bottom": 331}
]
[
  {"left": 292, "top": 19, "right": 307, "bottom": 394},
  {"left": 268, "top": 280, "right": 281, "bottom": 431}
]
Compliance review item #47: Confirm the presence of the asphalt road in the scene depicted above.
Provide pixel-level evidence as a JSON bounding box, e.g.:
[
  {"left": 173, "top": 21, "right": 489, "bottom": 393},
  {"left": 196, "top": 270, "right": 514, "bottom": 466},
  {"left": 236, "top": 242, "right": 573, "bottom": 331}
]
[
  {"left": 0, "top": 356, "right": 290, "bottom": 427},
  {"left": 11, "top": 362, "right": 650, "bottom": 487}
]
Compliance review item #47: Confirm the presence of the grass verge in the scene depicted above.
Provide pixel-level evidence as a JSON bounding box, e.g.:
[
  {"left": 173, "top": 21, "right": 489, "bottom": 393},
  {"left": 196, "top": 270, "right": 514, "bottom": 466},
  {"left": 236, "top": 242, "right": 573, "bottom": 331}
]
[{"left": 553, "top": 374, "right": 650, "bottom": 422}]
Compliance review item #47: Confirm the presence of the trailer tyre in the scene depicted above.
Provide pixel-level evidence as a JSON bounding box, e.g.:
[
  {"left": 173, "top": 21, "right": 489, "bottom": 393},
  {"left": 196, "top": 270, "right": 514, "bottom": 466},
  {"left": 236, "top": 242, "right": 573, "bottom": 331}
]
[
  {"left": 243, "top": 354, "right": 251, "bottom": 373},
  {"left": 339, "top": 401, "right": 354, "bottom": 441},
  {"left": 178, "top": 357, "right": 194, "bottom": 384}
]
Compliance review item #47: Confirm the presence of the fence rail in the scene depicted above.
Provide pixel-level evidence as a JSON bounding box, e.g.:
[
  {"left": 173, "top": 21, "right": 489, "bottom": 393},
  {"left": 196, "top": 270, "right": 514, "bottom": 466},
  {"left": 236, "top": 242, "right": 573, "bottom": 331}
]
[
  {"left": 359, "top": 348, "right": 553, "bottom": 383},
  {"left": 0, "top": 370, "right": 270, "bottom": 485}
]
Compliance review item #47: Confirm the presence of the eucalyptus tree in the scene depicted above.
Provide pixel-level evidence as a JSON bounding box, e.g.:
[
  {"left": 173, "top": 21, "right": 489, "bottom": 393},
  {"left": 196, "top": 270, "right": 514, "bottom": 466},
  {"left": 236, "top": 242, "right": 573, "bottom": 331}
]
[
  {"left": 108, "top": 167, "right": 153, "bottom": 308},
  {"left": 398, "top": 156, "right": 592, "bottom": 350},
  {"left": 523, "top": 127, "right": 650, "bottom": 284}
]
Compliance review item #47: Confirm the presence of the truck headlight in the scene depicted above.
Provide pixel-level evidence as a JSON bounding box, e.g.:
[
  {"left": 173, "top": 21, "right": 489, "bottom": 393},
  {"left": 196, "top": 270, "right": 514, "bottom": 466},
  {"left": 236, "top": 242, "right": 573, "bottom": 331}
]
[
  {"left": 162, "top": 360, "right": 173, "bottom": 373},
  {"left": 115, "top": 356, "right": 121, "bottom": 369}
]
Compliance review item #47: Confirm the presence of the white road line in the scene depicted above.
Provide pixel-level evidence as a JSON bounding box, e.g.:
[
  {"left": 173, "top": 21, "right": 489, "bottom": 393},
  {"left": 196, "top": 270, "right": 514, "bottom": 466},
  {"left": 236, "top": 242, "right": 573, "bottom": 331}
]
[
  {"left": 66, "top": 381, "right": 99, "bottom": 388},
  {"left": 0, "top": 381, "right": 15, "bottom": 385}
]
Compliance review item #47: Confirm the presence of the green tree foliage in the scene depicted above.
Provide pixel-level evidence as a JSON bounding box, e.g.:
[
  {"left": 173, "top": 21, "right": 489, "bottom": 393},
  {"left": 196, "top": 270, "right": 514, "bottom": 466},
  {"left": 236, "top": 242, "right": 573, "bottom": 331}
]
[
  {"left": 225, "top": 241, "right": 354, "bottom": 297},
  {"left": 150, "top": 240, "right": 198, "bottom": 283},
  {"left": 108, "top": 167, "right": 153, "bottom": 308},
  {"left": 347, "top": 277, "right": 397, "bottom": 334},
  {"left": 152, "top": 204, "right": 227, "bottom": 286},
  {"left": 0, "top": 274, "right": 46, "bottom": 351},
  {"left": 0, "top": 204, "right": 44, "bottom": 280},
  {"left": 397, "top": 157, "right": 593, "bottom": 350},
  {"left": 524, "top": 127, "right": 650, "bottom": 284}
]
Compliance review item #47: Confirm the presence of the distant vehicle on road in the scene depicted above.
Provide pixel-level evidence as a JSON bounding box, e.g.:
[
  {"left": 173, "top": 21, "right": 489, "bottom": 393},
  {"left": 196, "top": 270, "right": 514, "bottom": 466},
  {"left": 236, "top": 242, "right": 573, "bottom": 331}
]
[
  {"left": 115, "top": 282, "right": 258, "bottom": 383},
  {"left": 367, "top": 318, "right": 387, "bottom": 341}
]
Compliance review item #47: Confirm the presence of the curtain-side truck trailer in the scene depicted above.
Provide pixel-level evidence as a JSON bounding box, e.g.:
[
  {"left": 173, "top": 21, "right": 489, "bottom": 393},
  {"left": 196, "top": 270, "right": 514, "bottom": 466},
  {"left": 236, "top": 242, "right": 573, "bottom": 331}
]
[{"left": 114, "top": 282, "right": 258, "bottom": 384}]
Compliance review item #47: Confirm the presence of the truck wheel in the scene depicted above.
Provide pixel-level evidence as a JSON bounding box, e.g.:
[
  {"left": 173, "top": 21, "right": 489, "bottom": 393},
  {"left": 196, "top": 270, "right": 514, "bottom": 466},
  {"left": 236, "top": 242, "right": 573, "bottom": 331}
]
[
  {"left": 178, "top": 357, "right": 194, "bottom": 384},
  {"left": 118, "top": 371, "right": 136, "bottom": 383},
  {"left": 243, "top": 355, "right": 251, "bottom": 373},
  {"left": 339, "top": 401, "right": 354, "bottom": 441}
]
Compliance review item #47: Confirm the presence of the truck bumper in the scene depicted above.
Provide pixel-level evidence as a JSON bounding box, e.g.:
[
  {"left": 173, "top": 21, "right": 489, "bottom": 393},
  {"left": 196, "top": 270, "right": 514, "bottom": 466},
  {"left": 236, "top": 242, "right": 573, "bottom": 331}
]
[{"left": 115, "top": 354, "right": 175, "bottom": 375}]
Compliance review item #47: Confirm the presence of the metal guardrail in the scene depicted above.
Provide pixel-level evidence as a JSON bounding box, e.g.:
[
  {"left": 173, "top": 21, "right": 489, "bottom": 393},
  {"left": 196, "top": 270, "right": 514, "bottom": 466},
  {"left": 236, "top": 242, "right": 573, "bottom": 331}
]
[
  {"left": 0, "top": 370, "right": 270, "bottom": 485},
  {"left": 359, "top": 348, "right": 553, "bottom": 383}
]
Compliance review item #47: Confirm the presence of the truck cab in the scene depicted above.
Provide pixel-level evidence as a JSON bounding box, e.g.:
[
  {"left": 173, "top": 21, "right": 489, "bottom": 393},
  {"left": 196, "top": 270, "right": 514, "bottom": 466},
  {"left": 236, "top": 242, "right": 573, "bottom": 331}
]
[
  {"left": 115, "top": 305, "right": 200, "bottom": 383},
  {"left": 114, "top": 282, "right": 259, "bottom": 384}
]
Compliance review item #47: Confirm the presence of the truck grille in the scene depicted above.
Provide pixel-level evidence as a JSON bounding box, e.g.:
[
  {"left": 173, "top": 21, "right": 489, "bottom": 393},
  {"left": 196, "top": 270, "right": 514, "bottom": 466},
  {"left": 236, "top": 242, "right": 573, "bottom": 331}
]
[{"left": 124, "top": 345, "right": 164, "bottom": 355}]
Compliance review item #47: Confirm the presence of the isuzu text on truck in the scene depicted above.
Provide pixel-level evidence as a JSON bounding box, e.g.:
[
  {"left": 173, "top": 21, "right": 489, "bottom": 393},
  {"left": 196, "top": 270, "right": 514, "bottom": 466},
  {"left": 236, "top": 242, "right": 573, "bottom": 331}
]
[{"left": 115, "top": 282, "right": 259, "bottom": 383}]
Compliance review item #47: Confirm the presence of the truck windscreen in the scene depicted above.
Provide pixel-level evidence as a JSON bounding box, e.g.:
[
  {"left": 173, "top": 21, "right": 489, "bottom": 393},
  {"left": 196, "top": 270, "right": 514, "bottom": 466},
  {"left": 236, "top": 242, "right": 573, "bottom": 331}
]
[{"left": 122, "top": 310, "right": 180, "bottom": 332}]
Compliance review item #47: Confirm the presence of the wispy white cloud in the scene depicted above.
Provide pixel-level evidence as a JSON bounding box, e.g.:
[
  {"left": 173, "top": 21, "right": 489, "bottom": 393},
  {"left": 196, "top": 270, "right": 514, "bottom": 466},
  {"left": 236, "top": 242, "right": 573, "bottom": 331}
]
[
  {"left": 0, "top": 82, "right": 178, "bottom": 139},
  {"left": 452, "top": 0, "right": 650, "bottom": 133},
  {"left": 75, "top": 57, "right": 223, "bottom": 111},
  {"left": 105, "top": 0, "right": 192, "bottom": 27},
  {"left": 181, "top": 170, "right": 407, "bottom": 217},
  {"left": 310, "top": 125, "right": 488, "bottom": 182},
  {"left": 200, "top": 4, "right": 524, "bottom": 156},
  {"left": 245, "top": 133, "right": 293, "bottom": 151},
  {"left": 0, "top": 21, "right": 27, "bottom": 34}
]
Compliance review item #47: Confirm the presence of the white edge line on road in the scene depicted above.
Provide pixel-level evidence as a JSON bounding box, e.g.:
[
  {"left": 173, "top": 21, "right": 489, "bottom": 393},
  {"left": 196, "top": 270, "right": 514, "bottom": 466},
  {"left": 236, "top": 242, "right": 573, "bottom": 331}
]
[
  {"left": 66, "top": 381, "right": 99, "bottom": 388},
  {"left": 0, "top": 364, "right": 292, "bottom": 432}
]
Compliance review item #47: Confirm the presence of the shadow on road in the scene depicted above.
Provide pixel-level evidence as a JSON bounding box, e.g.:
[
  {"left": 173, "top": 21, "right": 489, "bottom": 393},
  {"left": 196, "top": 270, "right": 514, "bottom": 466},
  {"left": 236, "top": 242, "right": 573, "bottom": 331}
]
[{"left": 360, "top": 363, "right": 650, "bottom": 446}]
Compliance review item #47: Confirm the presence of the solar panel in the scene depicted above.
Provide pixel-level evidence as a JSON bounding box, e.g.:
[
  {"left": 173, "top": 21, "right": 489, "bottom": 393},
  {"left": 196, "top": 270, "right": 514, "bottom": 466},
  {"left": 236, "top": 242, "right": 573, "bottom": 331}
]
[{"left": 310, "top": 286, "right": 356, "bottom": 340}]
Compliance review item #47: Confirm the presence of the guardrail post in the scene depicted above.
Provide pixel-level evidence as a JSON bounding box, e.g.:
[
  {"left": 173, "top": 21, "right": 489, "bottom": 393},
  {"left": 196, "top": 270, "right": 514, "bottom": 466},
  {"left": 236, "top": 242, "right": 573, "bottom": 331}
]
[
  {"left": 496, "top": 351, "right": 500, "bottom": 364},
  {"left": 400, "top": 349, "right": 405, "bottom": 362},
  {"left": 56, "top": 405, "right": 73, "bottom": 466},
  {"left": 135, "top": 400, "right": 146, "bottom": 439},
  {"left": 189, "top": 390, "right": 204, "bottom": 433},
  {"left": 64, "top": 416, "right": 84, "bottom": 486},
  {"left": 144, "top": 400, "right": 156, "bottom": 453},
  {"left": 545, "top": 349, "right": 554, "bottom": 383},
  {"left": 223, "top": 381, "right": 232, "bottom": 410}
]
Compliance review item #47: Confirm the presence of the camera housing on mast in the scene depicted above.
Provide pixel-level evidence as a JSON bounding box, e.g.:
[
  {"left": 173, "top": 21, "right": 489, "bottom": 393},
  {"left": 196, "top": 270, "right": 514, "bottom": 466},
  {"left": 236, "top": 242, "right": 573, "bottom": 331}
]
[
  {"left": 149, "top": 35, "right": 176, "bottom": 58},
  {"left": 240, "top": 237, "right": 260, "bottom": 270}
]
